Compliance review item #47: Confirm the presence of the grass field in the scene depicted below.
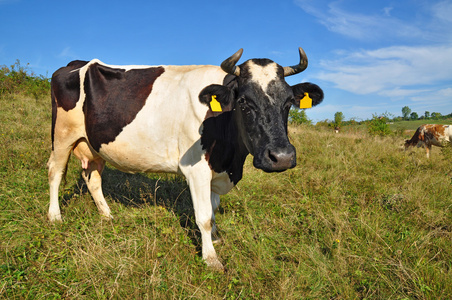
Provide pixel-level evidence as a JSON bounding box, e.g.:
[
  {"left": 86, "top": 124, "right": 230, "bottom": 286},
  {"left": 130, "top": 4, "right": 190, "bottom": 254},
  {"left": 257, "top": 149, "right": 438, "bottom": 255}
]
[
  {"left": 338, "top": 119, "right": 452, "bottom": 138},
  {"left": 1, "top": 93, "right": 451, "bottom": 299},
  {"left": 389, "top": 119, "right": 452, "bottom": 133}
]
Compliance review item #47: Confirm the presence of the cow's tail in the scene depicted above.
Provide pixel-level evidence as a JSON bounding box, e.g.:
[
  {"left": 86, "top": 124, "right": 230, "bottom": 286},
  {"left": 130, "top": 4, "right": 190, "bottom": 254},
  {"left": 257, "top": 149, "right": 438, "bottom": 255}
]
[
  {"left": 61, "top": 162, "right": 69, "bottom": 186},
  {"left": 49, "top": 77, "right": 70, "bottom": 186},
  {"left": 50, "top": 78, "right": 57, "bottom": 151}
]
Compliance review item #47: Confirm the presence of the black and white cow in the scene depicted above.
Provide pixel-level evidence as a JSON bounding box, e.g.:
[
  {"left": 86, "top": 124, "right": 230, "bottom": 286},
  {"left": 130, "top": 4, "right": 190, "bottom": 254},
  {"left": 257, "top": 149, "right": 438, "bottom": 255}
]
[{"left": 48, "top": 48, "right": 323, "bottom": 270}]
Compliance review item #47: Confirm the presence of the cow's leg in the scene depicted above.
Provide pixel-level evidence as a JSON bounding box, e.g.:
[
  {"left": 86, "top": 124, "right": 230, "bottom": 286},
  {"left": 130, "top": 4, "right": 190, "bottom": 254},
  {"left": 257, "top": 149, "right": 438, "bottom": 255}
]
[
  {"left": 183, "top": 165, "right": 223, "bottom": 271},
  {"left": 73, "top": 140, "right": 112, "bottom": 220},
  {"left": 426, "top": 146, "right": 431, "bottom": 158},
  {"left": 211, "top": 192, "right": 221, "bottom": 243},
  {"left": 80, "top": 160, "right": 112, "bottom": 220},
  {"left": 47, "top": 147, "right": 72, "bottom": 222}
]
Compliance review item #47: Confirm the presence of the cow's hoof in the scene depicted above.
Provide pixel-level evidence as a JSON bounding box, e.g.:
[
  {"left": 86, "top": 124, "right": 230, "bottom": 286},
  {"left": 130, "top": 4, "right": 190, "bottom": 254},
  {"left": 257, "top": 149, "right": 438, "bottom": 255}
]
[
  {"left": 212, "top": 232, "right": 223, "bottom": 244},
  {"left": 48, "top": 214, "right": 62, "bottom": 223},
  {"left": 205, "top": 257, "right": 225, "bottom": 272},
  {"left": 100, "top": 214, "right": 114, "bottom": 221}
]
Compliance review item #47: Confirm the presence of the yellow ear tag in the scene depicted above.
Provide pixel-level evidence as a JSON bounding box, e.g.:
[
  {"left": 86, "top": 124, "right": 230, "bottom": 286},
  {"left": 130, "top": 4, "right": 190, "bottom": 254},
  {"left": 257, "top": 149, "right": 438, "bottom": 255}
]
[
  {"left": 210, "top": 95, "right": 222, "bottom": 112},
  {"left": 299, "top": 92, "right": 312, "bottom": 109}
]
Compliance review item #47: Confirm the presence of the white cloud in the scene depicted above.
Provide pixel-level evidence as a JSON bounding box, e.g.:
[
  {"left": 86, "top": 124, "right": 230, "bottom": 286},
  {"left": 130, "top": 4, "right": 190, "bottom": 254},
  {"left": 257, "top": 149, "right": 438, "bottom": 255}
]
[
  {"left": 431, "top": 1, "right": 452, "bottom": 23},
  {"left": 316, "top": 45, "right": 452, "bottom": 96},
  {"left": 294, "top": 0, "right": 425, "bottom": 41},
  {"left": 378, "top": 87, "right": 431, "bottom": 98},
  {"left": 411, "top": 87, "right": 452, "bottom": 102},
  {"left": 295, "top": 0, "right": 452, "bottom": 120},
  {"left": 382, "top": 6, "right": 393, "bottom": 17},
  {"left": 57, "top": 47, "right": 79, "bottom": 61},
  {"left": 438, "top": 87, "right": 452, "bottom": 97}
]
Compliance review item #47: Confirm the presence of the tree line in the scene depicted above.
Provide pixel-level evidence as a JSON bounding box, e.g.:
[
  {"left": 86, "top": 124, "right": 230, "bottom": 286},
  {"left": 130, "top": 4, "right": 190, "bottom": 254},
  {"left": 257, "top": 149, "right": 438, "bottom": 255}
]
[
  {"left": 401, "top": 106, "right": 448, "bottom": 121},
  {"left": 289, "top": 106, "right": 451, "bottom": 127}
]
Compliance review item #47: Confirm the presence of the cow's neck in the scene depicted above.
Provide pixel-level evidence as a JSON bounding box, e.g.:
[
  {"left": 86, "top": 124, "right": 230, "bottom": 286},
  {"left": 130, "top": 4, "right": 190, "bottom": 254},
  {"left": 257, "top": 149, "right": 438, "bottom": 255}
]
[{"left": 200, "top": 110, "right": 249, "bottom": 185}]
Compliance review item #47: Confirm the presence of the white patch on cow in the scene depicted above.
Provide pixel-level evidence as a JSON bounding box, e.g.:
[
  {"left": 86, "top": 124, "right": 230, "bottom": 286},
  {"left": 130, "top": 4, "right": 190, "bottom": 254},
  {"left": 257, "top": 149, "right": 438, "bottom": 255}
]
[
  {"left": 77, "top": 59, "right": 105, "bottom": 106},
  {"left": 246, "top": 61, "right": 279, "bottom": 103},
  {"left": 211, "top": 171, "right": 235, "bottom": 195}
]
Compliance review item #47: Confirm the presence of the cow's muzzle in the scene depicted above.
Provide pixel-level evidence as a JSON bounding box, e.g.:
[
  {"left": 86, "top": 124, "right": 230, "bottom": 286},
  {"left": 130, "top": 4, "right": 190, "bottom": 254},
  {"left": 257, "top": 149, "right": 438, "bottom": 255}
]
[{"left": 254, "top": 145, "right": 297, "bottom": 172}]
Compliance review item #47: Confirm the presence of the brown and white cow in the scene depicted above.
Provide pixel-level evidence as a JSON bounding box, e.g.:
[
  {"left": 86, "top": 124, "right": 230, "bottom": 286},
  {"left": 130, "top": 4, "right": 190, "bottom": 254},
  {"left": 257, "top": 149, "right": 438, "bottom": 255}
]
[
  {"left": 404, "top": 124, "right": 452, "bottom": 158},
  {"left": 48, "top": 48, "right": 323, "bottom": 270}
]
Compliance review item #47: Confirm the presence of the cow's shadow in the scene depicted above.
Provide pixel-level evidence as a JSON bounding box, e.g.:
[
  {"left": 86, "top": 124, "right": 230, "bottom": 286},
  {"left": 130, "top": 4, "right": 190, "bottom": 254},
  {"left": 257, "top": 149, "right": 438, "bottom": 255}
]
[{"left": 62, "top": 166, "right": 204, "bottom": 251}]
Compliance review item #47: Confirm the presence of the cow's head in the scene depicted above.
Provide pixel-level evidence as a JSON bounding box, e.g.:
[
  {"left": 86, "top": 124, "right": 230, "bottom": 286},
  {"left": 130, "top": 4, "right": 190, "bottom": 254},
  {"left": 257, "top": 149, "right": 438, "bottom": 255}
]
[{"left": 199, "top": 48, "right": 323, "bottom": 173}]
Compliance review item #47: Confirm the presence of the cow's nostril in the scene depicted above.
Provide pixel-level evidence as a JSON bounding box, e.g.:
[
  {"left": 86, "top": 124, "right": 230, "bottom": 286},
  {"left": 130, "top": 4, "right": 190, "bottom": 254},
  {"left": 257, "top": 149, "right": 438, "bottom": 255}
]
[
  {"left": 265, "top": 147, "right": 296, "bottom": 171},
  {"left": 268, "top": 150, "right": 278, "bottom": 163}
]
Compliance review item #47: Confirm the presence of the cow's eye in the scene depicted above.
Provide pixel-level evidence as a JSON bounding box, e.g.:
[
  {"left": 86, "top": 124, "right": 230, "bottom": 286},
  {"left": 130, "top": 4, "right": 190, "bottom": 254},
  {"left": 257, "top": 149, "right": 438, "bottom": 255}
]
[{"left": 238, "top": 97, "right": 257, "bottom": 111}]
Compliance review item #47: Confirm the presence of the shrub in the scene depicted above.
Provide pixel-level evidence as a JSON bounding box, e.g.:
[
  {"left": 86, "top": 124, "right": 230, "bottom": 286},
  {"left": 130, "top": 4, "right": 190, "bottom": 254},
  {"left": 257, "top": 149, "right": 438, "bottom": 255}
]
[
  {"left": 367, "top": 113, "right": 392, "bottom": 136},
  {"left": 0, "top": 60, "right": 50, "bottom": 99}
]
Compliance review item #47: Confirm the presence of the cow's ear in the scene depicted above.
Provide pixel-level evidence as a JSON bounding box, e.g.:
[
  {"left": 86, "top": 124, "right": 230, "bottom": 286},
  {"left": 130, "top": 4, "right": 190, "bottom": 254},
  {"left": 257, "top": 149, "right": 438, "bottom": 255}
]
[
  {"left": 199, "top": 84, "right": 233, "bottom": 112},
  {"left": 291, "top": 82, "right": 324, "bottom": 109}
]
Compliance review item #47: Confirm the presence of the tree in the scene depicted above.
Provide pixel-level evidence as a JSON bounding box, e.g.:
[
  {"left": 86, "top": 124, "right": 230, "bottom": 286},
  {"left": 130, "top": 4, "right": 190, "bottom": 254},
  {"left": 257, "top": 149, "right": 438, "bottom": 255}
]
[
  {"left": 334, "top": 111, "right": 344, "bottom": 128},
  {"left": 431, "top": 112, "right": 442, "bottom": 120},
  {"left": 424, "top": 111, "right": 430, "bottom": 119},
  {"left": 410, "top": 112, "right": 418, "bottom": 120},
  {"left": 402, "top": 106, "right": 411, "bottom": 120},
  {"left": 289, "top": 108, "right": 312, "bottom": 125}
]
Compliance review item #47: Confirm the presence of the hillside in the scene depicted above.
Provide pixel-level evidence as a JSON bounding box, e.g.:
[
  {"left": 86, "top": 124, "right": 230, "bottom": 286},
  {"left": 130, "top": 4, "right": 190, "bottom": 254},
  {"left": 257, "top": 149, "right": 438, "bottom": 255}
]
[{"left": 1, "top": 91, "right": 451, "bottom": 299}]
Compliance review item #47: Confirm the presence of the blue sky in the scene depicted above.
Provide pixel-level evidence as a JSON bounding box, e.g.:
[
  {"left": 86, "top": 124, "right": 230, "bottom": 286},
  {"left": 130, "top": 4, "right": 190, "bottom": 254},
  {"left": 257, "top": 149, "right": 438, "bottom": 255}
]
[{"left": 1, "top": 0, "right": 451, "bottom": 122}]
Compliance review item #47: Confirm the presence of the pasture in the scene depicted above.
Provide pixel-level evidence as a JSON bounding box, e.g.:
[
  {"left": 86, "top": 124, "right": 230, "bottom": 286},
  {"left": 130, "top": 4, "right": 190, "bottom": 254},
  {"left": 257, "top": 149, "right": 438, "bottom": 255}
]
[
  {"left": 1, "top": 93, "right": 451, "bottom": 299},
  {"left": 389, "top": 119, "right": 452, "bottom": 131}
]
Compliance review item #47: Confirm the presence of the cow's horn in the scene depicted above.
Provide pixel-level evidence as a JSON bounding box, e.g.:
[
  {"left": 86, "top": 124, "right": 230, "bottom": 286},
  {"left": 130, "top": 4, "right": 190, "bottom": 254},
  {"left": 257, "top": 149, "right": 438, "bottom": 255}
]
[
  {"left": 283, "top": 47, "right": 308, "bottom": 77},
  {"left": 221, "top": 48, "right": 243, "bottom": 76}
]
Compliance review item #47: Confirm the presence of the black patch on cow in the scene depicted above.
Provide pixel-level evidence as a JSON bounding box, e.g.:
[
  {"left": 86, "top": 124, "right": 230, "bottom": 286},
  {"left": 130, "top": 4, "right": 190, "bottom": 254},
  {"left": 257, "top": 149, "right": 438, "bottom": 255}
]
[
  {"left": 423, "top": 130, "right": 436, "bottom": 144},
  {"left": 291, "top": 82, "right": 324, "bottom": 107},
  {"left": 51, "top": 60, "right": 90, "bottom": 148},
  {"left": 201, "top": 112, "right": 235, "bottom": 170},
  {"left": 198, "top": 74, "right": 238, "bottom": 111},
  {"left": 248, "top": 58, "right": 273, "bottom": 67},
  {"left": 199, "top": 84, "right": 234, "bottom": 110},
  {"left": 83, "top": 63, "right": 165, "bottom": 151},
  {"left": 199, "top": 75, "right": 248, "bottom": 184},
  {"left": 52, "top": 60, "right": 89, "bottom": 111},
  {"left": 223, "top": 74, "right": 237, "bottom": 87},
  {"left": 404, "top": 127, "right": 423, "bottom": 148},
  {"left": 200, "top": 111, "right": 248, "bottom": 185}
]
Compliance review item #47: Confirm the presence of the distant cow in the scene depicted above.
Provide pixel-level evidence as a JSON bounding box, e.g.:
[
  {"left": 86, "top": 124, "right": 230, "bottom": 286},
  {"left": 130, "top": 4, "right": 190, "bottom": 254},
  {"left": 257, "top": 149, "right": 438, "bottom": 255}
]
[
  {"left": 404, "top": 124, "right": 452, "bottom": 158},
  {"left": 48, "top": 48, "right": 323, "bottom": 270}
]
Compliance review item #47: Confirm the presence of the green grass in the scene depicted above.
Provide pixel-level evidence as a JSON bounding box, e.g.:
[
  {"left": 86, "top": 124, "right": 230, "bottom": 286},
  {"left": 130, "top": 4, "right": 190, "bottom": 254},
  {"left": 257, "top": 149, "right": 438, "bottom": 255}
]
[
  {"left": 1, "top": 93, "right": 451, "bottom": 299},
  {"left": 389, "top": 119, "right": 452, "bottom": 133},
  {"left": 338, "top": 119, "right": 452, "bottom": 137}
]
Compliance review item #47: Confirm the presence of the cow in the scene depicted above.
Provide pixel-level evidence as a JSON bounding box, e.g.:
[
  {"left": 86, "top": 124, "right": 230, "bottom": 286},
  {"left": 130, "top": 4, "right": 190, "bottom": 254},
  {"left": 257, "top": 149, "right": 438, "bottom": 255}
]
[
  {"left": 404, "top": 124, "right": 452, "bottom": 158},
  {"left": 47, "top": 47, "right": 324, "bottom": 270}
]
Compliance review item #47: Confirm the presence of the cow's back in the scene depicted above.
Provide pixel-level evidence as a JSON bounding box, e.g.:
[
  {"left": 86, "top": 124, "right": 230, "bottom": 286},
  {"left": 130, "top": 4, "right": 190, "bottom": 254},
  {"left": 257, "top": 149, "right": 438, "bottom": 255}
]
[
  {"left": 52, "top": 60, "right": 226, "bottom": 174},
  {"left": 422, "top": 124, "right": 451, "bottom": 146}
]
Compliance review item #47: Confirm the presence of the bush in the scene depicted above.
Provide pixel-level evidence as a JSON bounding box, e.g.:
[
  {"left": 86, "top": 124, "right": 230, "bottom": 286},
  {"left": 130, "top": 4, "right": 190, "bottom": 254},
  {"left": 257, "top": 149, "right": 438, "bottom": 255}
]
[
  {"left": 367, "top": 113, "right": 392, "bottom": 136},
  {"left": 0, "top": 60, "right": 50, "bottom": 99}
]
